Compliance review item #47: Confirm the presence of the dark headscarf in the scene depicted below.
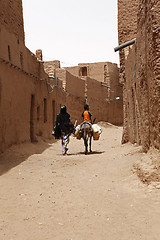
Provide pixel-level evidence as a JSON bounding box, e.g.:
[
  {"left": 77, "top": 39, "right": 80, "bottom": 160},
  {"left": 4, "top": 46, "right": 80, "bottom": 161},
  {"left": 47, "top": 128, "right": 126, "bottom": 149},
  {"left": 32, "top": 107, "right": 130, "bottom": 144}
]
[
  {"left": 60, "top": 105, "right": 67, "bottom": 114},
  {"left": 84, "top": 104, "right": 89, "bottom": 110}
]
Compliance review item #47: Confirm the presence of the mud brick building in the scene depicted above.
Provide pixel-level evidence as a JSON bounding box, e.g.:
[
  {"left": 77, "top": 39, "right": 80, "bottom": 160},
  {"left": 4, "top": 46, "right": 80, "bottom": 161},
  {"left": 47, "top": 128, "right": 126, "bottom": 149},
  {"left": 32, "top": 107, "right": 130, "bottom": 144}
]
[
  {"left": 44, "top": 61, "right": 123, "bottom": 127},
  {"left": 118, "top": 0, "right": 160, "bottom": 152}
]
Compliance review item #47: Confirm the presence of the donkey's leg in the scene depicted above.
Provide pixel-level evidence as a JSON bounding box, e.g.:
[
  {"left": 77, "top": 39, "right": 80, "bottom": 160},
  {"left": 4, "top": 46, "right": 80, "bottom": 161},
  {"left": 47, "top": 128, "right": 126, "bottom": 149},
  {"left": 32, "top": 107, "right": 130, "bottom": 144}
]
[
  {"left": 84, "top": 128, "right": 88, "bottom": 155},
  {"left": 89, "top": 137, "right": 92, "bottom": 152},
  {"left": 84, "top": 138, "right": 88, "bottom": 155}
]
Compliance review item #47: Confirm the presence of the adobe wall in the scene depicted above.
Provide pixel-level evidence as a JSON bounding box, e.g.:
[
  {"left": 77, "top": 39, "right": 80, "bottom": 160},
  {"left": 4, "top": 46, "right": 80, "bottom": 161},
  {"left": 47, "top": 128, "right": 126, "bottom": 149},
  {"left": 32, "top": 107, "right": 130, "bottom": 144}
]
[
  {"left": 135, "top": 0, "right": 160, "bottom": 151},
  {"left": 118, "top": 0, "right": 139, "bottom": 144},
  {"left": 65, "top": 71, "right": 85, "bottom": 98},
  {"left": 146, "top": 0, "right": 160, "bottom": 150},
  {"left": 64, "top": 66, "right": 79, "bottom": 77},
  {"left": 118, "top": 0, "right": 139, "bottom": 83},
  {"left": 66, "top": 95, "right": 85, "bottom": 125},
  {"left": 121, "top": 0, "right": 160, "bottom": 152},
  {"left": 55, "top": 68, "right": 67, "bottom": 90},
  {"left": 0, "top": 0, "right": 24, "bottom": 42},
  {"left": 123, "top": 45, "right": 140, "bottom": 144},
  {"left": 87, "top": 77, "right": 108, "bottom": 100},
  {"left": 43, "top": 60, "right": 61, "bottom": 77},
  {"left": 65, "top": 62, "right": 119, "bottom": 83},
  {"left": 78, "top": 62, "right": 105, "bottom": 82},
  {"left": 86, "top": 77, "right": 123, "bottom": 125}
]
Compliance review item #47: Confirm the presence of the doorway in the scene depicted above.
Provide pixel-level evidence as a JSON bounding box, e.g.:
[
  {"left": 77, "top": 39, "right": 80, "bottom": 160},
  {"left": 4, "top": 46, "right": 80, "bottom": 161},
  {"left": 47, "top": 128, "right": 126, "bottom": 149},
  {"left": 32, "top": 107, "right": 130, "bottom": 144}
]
[
  {"left": 30, "top": 94, "right": 35, "bottom": 142},
  {"left": 52, "top": 100, "right": 55, "bottom": 128}
]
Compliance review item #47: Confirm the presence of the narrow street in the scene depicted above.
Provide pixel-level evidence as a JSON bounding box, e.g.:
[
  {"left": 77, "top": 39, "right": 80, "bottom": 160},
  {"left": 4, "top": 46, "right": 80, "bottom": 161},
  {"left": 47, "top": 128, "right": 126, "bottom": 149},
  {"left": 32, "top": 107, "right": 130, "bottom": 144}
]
[{"left": 0, "top": 123, "right": 160, "bottom": 240}]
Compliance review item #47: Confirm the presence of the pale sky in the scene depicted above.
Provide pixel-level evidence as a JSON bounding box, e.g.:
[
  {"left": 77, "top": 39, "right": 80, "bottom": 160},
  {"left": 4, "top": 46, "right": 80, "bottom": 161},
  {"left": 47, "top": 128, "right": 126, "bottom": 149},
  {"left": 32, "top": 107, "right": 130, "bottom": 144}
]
[{"left": 22, "top": 0, "right": 119, "bottom": 67}]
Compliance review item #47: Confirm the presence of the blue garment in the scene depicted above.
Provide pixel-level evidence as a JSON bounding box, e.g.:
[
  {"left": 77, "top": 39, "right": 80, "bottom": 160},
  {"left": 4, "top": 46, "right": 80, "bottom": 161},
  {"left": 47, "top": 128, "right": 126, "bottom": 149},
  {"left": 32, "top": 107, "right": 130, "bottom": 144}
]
[{"left": 62, "top": 134, "right": 69, "bottom": 155}]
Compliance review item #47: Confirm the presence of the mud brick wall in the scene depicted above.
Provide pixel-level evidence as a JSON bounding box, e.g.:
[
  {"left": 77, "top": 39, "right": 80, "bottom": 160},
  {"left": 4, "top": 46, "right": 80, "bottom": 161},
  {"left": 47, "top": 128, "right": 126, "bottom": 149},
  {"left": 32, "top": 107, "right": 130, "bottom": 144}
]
[
  {"left": 79, "top": 62, "right": 105, "bottom": 82},
  {"left": 118, "top": 0, "right": 139, "bottom": 84},
  {"left": 0, "top": 0, "right": 24, "bottom": 42},
  {"left": 55, "top": 68, "right": 67, "bottom": 90},
  {"left": 0, "top": 0, "right": 66, "bottom": 152},
  {"left": 124, "top": 45, "right": 140, "bottom": 144},
  {"left": 66, "top": 95, "right": 85, "bottom": 125},
  {"left": 43, "top": 60, "right": 60, "bottom": 77},
  {"left": 121, "top": 0, "right": 160, "bottom": 151},
  {"left": 136, "top": 0, "right": 160, "bottom": 151},
  {"left": 64, "top": 66, "right": 79, "bottom": 77},
  {"left": 87, "top": 77, "right": 108, "bottom": 100},
  {"left": 118, "top": 0, "right": 139, "bottom": 144},
  {"left": 86, "top": 77, "right": 123, "bottom": 125},
  {"left": 147, "top": 0, "right": 160, "bottom": 150},
  {"left": 65, "top": 71, "right": 85, "bottom": 98}
]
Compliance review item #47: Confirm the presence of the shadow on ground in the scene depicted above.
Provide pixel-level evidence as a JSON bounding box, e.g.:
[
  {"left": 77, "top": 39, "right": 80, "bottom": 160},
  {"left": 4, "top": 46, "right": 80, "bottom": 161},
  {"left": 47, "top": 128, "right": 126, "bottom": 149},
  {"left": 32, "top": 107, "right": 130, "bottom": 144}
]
[
  {"left": 0, "top": 138, "right": 57, "bottom": 176},
  {"left": 67, "top": 151, "right": 105, "bottom": 156}
]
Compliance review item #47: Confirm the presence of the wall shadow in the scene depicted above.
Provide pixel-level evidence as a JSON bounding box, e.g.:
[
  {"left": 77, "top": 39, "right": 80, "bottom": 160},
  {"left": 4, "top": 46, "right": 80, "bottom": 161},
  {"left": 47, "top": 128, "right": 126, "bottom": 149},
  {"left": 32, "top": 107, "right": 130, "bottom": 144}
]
[{"left": 0, "top": 138, "right": 57, "bottom": 176}]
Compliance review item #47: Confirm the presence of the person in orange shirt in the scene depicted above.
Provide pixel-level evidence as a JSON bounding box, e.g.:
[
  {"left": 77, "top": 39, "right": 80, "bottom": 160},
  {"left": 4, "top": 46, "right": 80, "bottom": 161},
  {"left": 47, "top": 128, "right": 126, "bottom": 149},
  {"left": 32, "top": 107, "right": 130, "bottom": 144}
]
[{"left": 82, "top": 104, "right": 92, "bottom": 123}]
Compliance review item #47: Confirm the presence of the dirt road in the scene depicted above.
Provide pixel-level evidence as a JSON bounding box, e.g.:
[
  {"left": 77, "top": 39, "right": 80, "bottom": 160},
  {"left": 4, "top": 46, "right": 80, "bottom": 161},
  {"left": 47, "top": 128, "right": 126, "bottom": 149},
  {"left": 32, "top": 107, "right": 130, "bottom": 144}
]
[{"left": 0, "top": 123, "right": 160, "bottom": 240}]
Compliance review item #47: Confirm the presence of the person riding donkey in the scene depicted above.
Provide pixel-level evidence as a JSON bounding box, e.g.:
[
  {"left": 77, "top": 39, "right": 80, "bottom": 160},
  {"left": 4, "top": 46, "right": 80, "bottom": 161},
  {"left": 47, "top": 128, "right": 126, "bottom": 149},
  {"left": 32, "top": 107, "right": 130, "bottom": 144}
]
[
  {"left": 82, "top": 103, "right": 92, "bottom": 124},
  {"left": 80, "top": 103, "right": 93, "bottom": 135}
]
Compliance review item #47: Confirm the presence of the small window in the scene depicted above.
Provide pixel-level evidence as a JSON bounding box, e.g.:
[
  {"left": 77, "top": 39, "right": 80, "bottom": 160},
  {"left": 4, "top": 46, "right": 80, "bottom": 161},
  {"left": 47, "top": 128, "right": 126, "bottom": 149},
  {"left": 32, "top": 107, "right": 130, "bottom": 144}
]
[
  {"left": 20, "top": 52, "right": 23, "bottom": 68},
  {"left": 8, "top": 45, "right": 11, "bottom": 61},
  {"left": 37, "top": 106, "right": 40, "bottom": 121},
  {"left": 81, "top": 67, "right": 87, "bottom": 76}
]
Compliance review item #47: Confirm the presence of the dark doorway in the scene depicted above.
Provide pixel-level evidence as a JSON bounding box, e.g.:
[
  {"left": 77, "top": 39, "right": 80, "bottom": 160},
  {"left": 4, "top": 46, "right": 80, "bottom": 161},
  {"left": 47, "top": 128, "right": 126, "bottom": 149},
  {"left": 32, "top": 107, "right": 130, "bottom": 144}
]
[
  {"left": 52, "top": 100, "right": 55, "bottom": 127},
  {"left": 30, "top": 94, "right": 35, "bottom": 142},
  {"left": 44, "top": 98, "right": 47, "bottom": 123}
]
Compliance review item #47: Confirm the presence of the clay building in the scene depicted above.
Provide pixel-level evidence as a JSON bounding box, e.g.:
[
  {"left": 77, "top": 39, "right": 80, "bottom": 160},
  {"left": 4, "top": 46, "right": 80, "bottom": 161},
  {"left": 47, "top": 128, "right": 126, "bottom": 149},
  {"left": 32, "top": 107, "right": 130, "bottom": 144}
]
[
  {"left": 118, "top": 0, "right": 160, "bottom": 152},
  {"left": 44, "top": 61, "right": 123, "bottom": 126}
]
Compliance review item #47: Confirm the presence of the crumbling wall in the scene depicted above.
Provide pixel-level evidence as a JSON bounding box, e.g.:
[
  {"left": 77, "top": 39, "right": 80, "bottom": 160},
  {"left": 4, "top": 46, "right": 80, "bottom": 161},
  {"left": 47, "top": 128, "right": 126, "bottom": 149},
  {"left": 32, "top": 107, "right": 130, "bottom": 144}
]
[
  {"left": 55, "top": 68, "right": 66, "bottom": 90},
  {"left": 118, "top": 0, "right": 139, "bottom": 83},
  {"left": 43, "top": 60, "right": 60, "bottom": 77},
  {"left": 118, "top": 0, "right": 139, "bottom": 144},
  {"left": 120, "top": 0, "right": 160, "bottom": 151},
  {"left": 146, "top": 0, "right": 160, "bottom": 150},
  {"left": 124, "top": 45, "right": 141, "bottom": 144},
  {"left": 136, "top": 0, "right": 160, "bottom": 151}
]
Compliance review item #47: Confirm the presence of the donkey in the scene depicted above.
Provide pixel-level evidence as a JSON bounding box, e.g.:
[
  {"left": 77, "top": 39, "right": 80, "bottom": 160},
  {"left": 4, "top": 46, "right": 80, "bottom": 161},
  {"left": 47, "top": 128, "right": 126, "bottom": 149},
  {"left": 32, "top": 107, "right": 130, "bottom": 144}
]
[{"left": 80, "top": 122, "right": 93, "bottom": 155}]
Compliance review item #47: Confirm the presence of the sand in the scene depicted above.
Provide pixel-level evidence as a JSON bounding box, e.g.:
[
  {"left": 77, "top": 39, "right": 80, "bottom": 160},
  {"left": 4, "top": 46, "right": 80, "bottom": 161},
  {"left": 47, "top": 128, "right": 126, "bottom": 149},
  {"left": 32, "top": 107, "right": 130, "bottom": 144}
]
[{"left": 0, "top": 123, "right": 160, "bottom": 240}]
